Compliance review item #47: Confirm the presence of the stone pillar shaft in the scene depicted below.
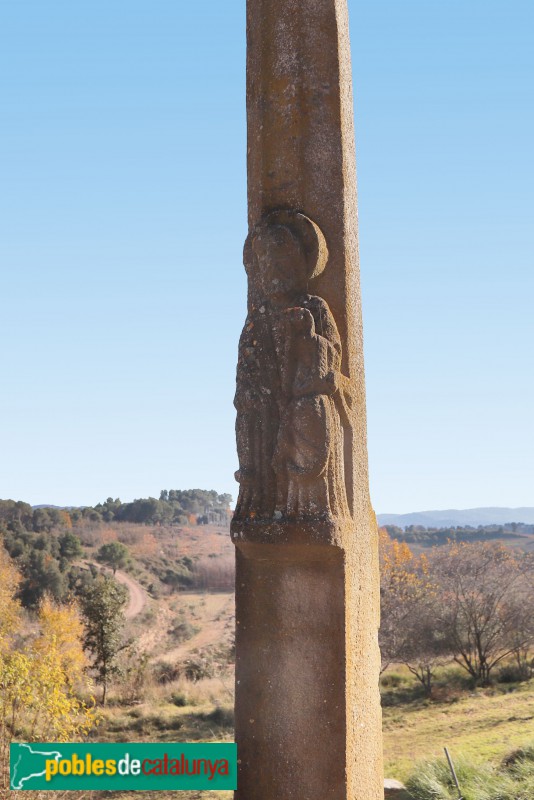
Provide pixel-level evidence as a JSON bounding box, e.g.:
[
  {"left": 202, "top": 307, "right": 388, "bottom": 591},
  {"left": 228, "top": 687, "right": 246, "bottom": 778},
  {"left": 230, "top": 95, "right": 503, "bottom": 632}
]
[{"left": 233, "top": 0, "right": 383, "bottom": 797}]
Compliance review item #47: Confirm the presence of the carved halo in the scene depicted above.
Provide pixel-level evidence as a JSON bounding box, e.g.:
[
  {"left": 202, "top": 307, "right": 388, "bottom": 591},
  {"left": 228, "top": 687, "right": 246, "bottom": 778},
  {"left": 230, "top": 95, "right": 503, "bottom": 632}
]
[{"left": 244, "top": 209, "right": 329, "bottom": 280}]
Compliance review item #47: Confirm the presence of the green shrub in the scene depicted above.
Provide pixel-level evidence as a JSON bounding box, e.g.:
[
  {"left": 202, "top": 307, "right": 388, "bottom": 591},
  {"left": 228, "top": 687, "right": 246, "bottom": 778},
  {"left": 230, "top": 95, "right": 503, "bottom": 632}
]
[
  {"left": 179, "top": 655, "right": 216, "bottom": 682},
  {"left": 152, "top": 661, "right": 179, "bottom": 685},
  {"left": 497, "top": 664, "right": 531, "bottom": 684},
  {"left": 202, "top": 706, "right": 234, "bottom": 729},
  {"left": 381, "top": 672, "right": 406, "bottom": 688},
  {"left": 168, "top": 619, "right": 198, "bottom": 643},
  {"left": 171, "top": 692, "right": 188, "bottom": 707},
  {"left": 435, "top": 665, "right": 474, "bottom": 691}
]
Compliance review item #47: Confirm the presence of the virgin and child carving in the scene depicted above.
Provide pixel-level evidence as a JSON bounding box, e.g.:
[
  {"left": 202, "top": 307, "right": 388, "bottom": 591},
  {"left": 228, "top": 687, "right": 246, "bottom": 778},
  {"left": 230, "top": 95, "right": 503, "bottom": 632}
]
[{"left": 234, "top": 210, "right": 350, "bottom": 524}]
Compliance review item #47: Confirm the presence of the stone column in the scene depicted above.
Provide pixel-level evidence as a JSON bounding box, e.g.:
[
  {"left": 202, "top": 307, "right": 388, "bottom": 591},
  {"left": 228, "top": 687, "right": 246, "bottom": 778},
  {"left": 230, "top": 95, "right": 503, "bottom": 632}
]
[{"left": 231, "top": 0, "right": 383, "bottom": 798}]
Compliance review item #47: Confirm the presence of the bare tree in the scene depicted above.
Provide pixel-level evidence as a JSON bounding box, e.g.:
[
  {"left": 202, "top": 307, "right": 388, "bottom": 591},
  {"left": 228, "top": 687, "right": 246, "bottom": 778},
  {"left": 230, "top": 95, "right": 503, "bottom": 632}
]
[
  {"left": 430, "top": 542, "right": 534, "bottom": 686},
  {"left": 379, "top": 531, "right": 449, "bottom": 694},
  {"left": 396, "top": 591, "right": 449, "bottom": 696}
]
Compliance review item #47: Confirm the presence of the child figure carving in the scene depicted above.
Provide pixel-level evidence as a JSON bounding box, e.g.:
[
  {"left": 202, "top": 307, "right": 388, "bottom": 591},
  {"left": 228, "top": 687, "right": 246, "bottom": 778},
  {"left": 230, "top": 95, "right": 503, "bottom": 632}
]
[{"left": 234, "top": 209, "right": 350, "bottom": 523}]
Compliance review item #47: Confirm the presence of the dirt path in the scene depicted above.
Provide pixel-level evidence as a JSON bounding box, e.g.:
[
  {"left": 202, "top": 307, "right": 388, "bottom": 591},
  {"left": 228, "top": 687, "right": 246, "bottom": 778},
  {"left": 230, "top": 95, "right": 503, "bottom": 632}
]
[
  {"left": 113, "top": 569, "right": 147, "bottom": 619},
  {"left": 79, "top": 561, "right": 147, "bottom": 619},
  {"left": 159, "top": 592, "right": 234, "bottom": 663}
]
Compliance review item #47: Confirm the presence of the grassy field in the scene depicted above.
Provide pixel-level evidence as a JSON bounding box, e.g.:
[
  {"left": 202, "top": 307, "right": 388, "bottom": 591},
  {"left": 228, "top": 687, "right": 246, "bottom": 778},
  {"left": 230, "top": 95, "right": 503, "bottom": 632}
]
[{"left": 382, "top": 665, "right": 534, "bottom": 783}]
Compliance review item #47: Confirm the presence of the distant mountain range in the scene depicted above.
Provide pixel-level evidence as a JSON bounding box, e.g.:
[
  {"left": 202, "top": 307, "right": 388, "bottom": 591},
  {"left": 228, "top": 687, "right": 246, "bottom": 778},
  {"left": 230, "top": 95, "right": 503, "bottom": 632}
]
[
  {"left": 377, "top": 507, "right": 534, "bottom": 528},
  {"left": 28, "top": 503, "right": 534, "bottom": 528}
]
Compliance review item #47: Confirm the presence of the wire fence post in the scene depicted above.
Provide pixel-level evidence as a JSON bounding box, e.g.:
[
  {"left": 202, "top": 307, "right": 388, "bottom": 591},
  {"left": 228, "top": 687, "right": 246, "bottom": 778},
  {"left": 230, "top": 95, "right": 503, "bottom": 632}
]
[{"left": 444, "top": 747, "right": 463, "bottom": 800}]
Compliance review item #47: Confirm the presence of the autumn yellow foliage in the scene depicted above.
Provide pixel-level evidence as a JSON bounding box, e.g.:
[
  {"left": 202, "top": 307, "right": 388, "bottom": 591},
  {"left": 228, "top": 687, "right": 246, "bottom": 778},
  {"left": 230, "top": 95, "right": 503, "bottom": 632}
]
[
  {"left": 379, "top": 528, "right": 429, "bottom": 595},
  {"left": 0, "top": 546, "right": 21, "bottom": 648},
  {"left": 378, "top": 530, "right": 436, "bottom": 675},
  {"left": 0, "top": 544, "right": 99, "bottom": 796}
]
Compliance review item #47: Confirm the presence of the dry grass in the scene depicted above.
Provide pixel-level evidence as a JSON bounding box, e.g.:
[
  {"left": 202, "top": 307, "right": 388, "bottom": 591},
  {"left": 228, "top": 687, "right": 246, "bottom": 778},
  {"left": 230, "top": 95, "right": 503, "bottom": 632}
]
[
  {"left": 92, "top": 674, "right": 234, "bottom": 745},
  {"left": 145, "top": 676, "right": 234, "bottom": 708}
]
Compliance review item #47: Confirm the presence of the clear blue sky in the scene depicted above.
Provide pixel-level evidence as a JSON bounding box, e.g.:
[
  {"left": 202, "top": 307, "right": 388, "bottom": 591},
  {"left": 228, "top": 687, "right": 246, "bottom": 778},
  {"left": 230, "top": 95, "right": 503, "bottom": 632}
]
[{"left": 1, "top": 1, "right": 532, "bottom": 514}]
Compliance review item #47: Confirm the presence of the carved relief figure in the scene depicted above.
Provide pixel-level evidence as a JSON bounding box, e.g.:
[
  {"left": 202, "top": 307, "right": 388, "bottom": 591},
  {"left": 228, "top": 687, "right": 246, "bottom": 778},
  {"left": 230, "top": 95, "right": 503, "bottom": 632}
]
[{"left": 234, "top": 210, "right": 349, "bottom": 523}]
